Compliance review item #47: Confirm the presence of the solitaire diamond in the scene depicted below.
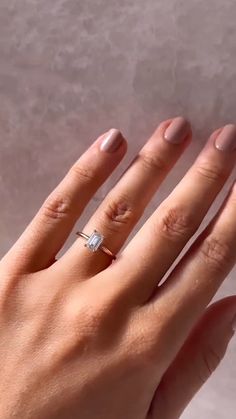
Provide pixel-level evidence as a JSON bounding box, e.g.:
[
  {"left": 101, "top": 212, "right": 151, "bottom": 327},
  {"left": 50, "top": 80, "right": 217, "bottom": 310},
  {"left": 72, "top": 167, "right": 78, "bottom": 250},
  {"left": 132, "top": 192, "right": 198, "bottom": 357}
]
[{"left": 86, "top": 231, "right": 104, "bottom": 252}]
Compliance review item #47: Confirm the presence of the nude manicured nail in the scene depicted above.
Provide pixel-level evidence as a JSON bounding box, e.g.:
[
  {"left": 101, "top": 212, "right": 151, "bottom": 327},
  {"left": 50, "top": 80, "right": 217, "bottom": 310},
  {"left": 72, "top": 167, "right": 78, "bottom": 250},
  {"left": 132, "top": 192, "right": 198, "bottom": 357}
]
[
  {"left": 100, "top": 129, "right": 124, "bottom": 153},
  {"left": 164, "top": 117, "right": 190, "bottom": 144},
  {"left": 215, "top": 124, "right": 236, "bottom": 152}
]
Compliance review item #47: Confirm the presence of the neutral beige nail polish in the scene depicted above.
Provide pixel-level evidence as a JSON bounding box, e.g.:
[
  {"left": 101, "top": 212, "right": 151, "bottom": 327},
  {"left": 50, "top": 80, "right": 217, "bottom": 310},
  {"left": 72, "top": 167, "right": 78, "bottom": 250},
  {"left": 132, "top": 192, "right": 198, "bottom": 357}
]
[
  {"left": 215, "top": 124, "right": 236, "bottom": 151},
  {"left": 164, "top": 117, "right": 191, "bottom": 144},
  {"left": 100, "top": 129, "right": 124, "bottom": 153}
]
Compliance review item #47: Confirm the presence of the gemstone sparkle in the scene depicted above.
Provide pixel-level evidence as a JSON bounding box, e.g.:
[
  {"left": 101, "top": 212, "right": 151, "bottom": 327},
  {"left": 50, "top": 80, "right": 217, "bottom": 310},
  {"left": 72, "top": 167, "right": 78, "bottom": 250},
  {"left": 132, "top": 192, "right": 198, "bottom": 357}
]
[{"left": 86, "top": 231, "right": 104, "bottom": 252}]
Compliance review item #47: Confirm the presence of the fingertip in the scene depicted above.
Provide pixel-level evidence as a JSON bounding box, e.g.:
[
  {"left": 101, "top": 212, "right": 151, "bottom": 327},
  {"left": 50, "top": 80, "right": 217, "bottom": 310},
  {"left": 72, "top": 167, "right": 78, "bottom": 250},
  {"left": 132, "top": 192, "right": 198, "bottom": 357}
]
[
  {"left": 98, "top": 128, "right": 127, "bottom": 156},
  {"left": 164, "top": 116, "right": 192, "bottom": 145},
  {"left": 154, "top": 116, "right": 192, "bottom": 147}
]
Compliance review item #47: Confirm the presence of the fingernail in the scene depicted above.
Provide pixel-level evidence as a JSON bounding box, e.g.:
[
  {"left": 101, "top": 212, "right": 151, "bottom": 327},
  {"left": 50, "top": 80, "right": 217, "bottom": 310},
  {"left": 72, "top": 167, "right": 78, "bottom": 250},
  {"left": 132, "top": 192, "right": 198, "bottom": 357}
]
[
  {"left": 100, "top": 129, "right": 124, "bottom": 153},
  {"left": 215, "top": 124, "right": 236, "bottom": 152},
  {"left": 164, "top": 117, "right": 190, "bottom": 144}
]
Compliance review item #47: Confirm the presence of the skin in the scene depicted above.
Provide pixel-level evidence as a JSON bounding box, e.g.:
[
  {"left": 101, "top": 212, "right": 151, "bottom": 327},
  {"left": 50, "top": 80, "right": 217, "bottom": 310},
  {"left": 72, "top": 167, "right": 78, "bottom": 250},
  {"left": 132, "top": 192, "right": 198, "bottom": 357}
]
[{"left": 0, "top": 117, "right": 236, "bottom": 419}]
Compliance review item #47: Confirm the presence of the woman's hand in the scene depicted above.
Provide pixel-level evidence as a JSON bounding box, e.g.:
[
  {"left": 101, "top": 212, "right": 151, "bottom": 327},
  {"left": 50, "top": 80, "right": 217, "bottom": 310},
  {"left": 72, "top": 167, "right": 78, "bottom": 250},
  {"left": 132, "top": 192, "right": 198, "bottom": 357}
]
[{"left": 1, "top": 117, "right": 236, "bottom": 419}]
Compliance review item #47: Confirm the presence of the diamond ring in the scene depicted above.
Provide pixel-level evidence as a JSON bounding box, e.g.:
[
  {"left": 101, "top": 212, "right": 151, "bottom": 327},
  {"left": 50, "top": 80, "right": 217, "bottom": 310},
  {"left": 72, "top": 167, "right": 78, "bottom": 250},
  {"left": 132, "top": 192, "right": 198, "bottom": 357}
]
[{"left": 76, "top": 230, "right": 116, "bottom": 260}]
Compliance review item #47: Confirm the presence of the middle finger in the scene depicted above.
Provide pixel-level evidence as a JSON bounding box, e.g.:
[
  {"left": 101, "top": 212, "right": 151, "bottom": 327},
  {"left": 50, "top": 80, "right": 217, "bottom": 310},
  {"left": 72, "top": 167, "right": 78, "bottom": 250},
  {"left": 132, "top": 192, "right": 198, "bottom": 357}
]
[{"left": 60, "top": 117, "right": 191, "bottom": 277}]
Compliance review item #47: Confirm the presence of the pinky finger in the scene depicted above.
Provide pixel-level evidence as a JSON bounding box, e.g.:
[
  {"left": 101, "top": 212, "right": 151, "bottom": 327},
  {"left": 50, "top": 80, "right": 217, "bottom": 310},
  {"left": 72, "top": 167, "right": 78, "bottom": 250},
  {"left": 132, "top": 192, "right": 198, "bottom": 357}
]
[{"left": 148, "top": 296, "right": 236, "bottom": 419}]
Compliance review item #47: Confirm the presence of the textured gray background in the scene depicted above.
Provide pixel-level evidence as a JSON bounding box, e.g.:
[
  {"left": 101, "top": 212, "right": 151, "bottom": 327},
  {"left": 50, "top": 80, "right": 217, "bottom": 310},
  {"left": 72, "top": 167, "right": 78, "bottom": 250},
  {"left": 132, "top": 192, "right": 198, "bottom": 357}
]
[{"left": 0, "top": 1, "right": 235, "bottom": 418}]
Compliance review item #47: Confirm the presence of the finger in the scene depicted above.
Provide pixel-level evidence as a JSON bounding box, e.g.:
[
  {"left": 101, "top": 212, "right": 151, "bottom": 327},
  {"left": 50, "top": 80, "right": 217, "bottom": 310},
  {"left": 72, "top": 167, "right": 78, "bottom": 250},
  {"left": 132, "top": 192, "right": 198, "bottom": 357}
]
[
  {"left": 3, "top": 129, "right": 127, "bottom": 274},
  {"left": 146, "top": 180, "right": 236, "bottom": 371},
  {"left": 149, "top": 297, "right": 236, "bottom": 419},
  {"left": 115, "top": 124, "right": 236, "bottom": 300},
  {"left": 60, "top": 117, "right": 192, "bottom": 277}
]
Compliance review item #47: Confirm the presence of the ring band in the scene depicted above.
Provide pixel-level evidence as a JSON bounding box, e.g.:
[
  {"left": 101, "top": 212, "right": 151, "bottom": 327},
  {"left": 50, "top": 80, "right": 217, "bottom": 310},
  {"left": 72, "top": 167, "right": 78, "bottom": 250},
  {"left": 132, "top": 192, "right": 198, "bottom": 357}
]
[{"left": 76, "top": 230, "right": 116, "bottom": 260}]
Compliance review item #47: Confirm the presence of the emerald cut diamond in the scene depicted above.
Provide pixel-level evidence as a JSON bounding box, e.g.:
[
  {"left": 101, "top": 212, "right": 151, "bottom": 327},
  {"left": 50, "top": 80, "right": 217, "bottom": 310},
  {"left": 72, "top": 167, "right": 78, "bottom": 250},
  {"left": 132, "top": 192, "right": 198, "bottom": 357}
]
[{"left": 86, "top": 231, "right": 104, "bottom": 252}]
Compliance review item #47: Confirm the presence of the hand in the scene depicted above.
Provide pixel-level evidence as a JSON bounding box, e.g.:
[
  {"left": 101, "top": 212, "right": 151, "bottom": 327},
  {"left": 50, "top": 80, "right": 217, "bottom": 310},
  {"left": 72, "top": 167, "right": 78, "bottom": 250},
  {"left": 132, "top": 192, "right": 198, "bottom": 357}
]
[{"left": 1, "top": 118, "right": 236, "bottom": 419}]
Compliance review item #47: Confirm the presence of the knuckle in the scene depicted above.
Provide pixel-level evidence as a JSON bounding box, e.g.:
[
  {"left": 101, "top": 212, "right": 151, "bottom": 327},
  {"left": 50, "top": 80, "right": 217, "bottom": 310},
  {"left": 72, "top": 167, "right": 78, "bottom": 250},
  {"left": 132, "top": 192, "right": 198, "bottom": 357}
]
[
  {"left": 199, "top": 235, "right": 231, "bottom": 271},
  {"left": 41, "top": 193, "right": 71, "bottom": 221},
  {"left": 70, "top": 163, "right": 94, "bottom": 183},
  {"left": 139, "top": 152, "right": 167, "bottom": 173},
  {"left": 80, "top": 307, "right": 102, "bottom": 332},
  {"left": 196, "top": 163, "right": 227, "bottom": 183},
  {"left": 133, "top": 335, "right": 158, "bottom": 367},
  {"left": 126, "top": 320, "right": 159, "bottom": 367},
  {"left": 103, "top": 194, "right": 141, "bottom": 233},
  {"left": 67, "top": 302, "right": 106, "bottom": 341},
  {"left": 158, "top": 205, "right": 194, "bottom": 240}
]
